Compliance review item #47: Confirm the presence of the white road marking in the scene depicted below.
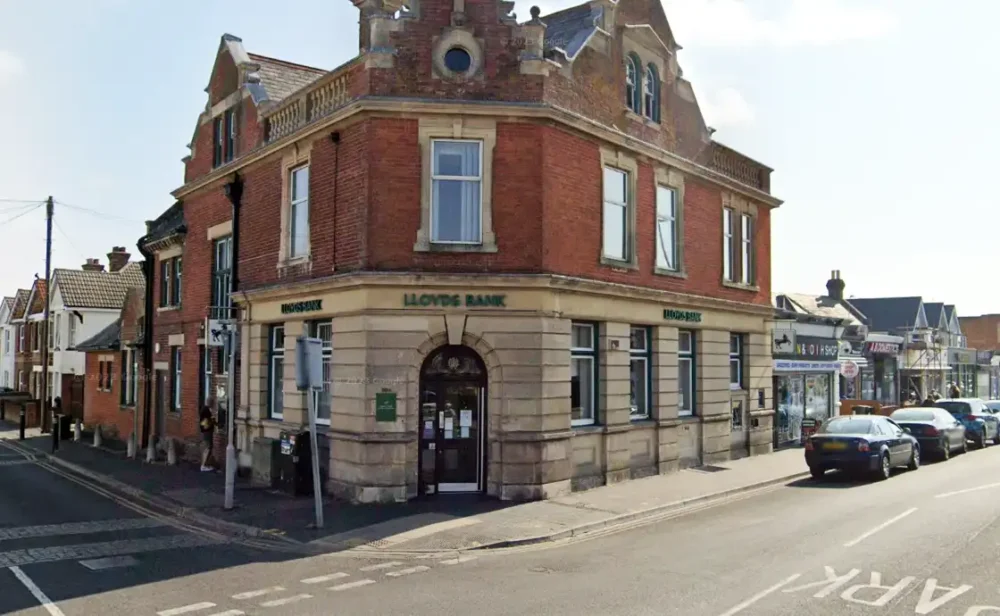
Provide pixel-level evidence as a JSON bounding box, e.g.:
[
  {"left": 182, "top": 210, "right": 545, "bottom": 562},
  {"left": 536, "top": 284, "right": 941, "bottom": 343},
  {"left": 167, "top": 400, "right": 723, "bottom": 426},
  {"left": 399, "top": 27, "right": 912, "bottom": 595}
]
[
  {"left": 330, "top": 579, "right": 376, "bottom": 592},
  {"left": 359, "top": 561, "right": 402, "bottom": 571},
  {"left": 9, "top": 566, "right": 66, "bottom": 616},
  {"left": 301, "top": 572, "right": 349, "bottom": 584},
  {"left": 440, "top": 555, "right": 477, "bottom": 565},
  {"left": 232, "top": 587, "right": 285, "bottom": 600},
  {"left": 385, "top": 565, "right": 430, "bottom": 577},
  {"left": 935, "top": 482, "right": 1000, "bottom": 499},
  {"left": 843, "top": 508, "right": 918, "bottom": 548},
  {"left": 207, "top": 611, "right": 244, "bottom": 616},
  {"left": 717, "top": 574, "right": 802, "bottom": 616},
  {"left": 157, "top": 604, "right": 216, "bottom": 616},
  {"left": 79, "top": 555, "right": 140, "bottom": 570},
  {"left": 259, "top": 594, "right": 312, "bottom": 608}
]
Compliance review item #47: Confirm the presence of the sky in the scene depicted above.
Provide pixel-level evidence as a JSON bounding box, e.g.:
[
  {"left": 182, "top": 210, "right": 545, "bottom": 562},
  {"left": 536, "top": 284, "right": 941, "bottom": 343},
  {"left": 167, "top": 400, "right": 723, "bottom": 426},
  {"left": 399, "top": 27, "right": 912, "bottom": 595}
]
[{"left": 0, "top": 0, "right": 996, "bottom": 315}]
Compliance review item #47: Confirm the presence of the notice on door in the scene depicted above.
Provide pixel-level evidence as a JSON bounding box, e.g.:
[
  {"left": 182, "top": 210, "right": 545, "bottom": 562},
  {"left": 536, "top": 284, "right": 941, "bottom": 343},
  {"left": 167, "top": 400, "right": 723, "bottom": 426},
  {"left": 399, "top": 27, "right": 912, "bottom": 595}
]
[{"left": 460, "top": 409, "right": 473, "bottom": 427}]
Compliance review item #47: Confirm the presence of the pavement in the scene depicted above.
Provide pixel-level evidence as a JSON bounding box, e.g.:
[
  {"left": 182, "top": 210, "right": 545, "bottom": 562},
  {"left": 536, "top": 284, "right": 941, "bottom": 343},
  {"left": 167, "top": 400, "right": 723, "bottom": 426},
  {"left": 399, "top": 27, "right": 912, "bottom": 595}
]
[{"left": 8, "top": 424, "right": 1000, "bottom": 614}]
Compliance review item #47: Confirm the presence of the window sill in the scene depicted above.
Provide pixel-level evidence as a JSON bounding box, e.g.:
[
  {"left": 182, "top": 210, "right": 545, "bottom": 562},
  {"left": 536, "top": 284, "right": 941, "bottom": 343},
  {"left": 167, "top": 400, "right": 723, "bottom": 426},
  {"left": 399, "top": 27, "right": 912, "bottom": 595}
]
[
  {"left": 599, "top": 256, "right": 638, "bottom": 271},
  {"left": 277, "top": 257, "right": 313, "bottom": 277},
  {"left": 630, "top": 417, "right": 654, "bottom": 426},
  {"left": 157, "top": 306, "right": 181, "bottom": 313},
  {"left": 654, "top": 267, "right": 687, "bottom": 279},
  {"left": 414, "top": 240, "right": 498, "bottom": 254},
  {"left": 722, "top": 281, "right": 760, "bottom": 293},
  {"left": 571, "top": 422, "right": 601, "bottom": 433}
]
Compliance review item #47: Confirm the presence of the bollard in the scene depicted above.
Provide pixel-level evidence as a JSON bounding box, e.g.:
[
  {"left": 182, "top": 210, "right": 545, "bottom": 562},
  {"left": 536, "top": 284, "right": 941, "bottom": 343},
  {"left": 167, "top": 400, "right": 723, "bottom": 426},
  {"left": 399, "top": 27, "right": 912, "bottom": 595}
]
[
  {"left": 74, "top": 420, "right": 82, "bottom": 442},
  {"left": 146, "top": 438, "right": 156, "bottom": 463},
  {"left": 127, "top": 434, "right": 136, "bottom": 459},
  {"left": 51, "top": 413, "right": 59, "bottom": 452},
  {"left": 166, "top": 438, "right": 177, "bottom": 466},
  {"left": 18, "top": 405, "right": 25, "bottom": 441},
  {"left": 93, "top": 425, "right": 102, "bottom": 448}
]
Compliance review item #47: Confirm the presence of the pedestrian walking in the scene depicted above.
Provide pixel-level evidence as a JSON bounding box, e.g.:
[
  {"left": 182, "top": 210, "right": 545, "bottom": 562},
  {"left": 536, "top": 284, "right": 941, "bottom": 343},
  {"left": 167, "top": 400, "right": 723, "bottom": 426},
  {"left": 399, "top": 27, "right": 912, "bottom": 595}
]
[{"left": 199, "top": 404, "right": 216, "bottom": 472}]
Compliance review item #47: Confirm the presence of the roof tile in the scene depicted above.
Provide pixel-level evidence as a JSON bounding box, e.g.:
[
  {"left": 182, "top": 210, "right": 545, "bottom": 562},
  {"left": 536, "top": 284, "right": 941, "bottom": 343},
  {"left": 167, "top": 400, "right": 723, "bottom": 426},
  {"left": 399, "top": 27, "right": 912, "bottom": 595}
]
[{"left": 53, "top": 262, "right": 145, "bottom": 310}]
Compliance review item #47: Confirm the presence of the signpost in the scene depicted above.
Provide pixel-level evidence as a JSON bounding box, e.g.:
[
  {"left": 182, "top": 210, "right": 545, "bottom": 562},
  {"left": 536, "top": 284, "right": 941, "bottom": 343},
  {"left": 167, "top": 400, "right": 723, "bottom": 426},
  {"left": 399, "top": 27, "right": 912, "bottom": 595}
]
[
  {"left": 295, "top": 335, "right": 325, "bottom": 529},
  {"left": 221, "top": 320, "right": 237, "bottom": 511}
]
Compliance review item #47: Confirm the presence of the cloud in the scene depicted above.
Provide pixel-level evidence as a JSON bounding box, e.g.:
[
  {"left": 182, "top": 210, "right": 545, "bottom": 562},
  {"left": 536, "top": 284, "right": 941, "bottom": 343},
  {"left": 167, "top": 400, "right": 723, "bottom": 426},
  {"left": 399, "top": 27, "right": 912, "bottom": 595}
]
[
  {"left": 699, "top": 87, "right": 755, "bottom": 128},
  {"left": 663, "top": 0, "right": 898, "bottom": 48},
  {"left": 0, "top": 50, "right": 25, "bottom": 85}
]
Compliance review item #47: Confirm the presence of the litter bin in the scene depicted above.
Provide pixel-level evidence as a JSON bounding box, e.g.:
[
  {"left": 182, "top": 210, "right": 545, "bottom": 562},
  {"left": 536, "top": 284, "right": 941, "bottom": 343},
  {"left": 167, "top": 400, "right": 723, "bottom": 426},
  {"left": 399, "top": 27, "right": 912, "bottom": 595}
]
[
  {"left": 852, "top": 405, "right": 876, "bottom": 415},
  {"left": 273, "top": 430, "right": 314, "bottom": 496}
]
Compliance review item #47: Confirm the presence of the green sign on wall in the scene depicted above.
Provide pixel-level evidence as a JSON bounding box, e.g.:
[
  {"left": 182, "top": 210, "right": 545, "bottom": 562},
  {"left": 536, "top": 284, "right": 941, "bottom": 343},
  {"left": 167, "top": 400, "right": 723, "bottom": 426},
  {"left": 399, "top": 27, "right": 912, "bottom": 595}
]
[
  {"left": 375, "top": 391, "right": 398, "bottom": 422},
  {"left": 663, "top": 309, "right": 702, "bottom": 323},
  {"left": 281, "top": 299, "right": 323, "bottom": 314},
  {"left": 403, "top": 293, "right": 507, "bottom": 308}
]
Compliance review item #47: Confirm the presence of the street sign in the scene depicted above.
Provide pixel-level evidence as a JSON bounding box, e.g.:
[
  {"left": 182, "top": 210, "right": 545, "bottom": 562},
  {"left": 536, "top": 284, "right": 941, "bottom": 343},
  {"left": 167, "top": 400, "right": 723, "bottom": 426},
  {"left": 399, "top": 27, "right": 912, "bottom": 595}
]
[
  {"left": 375, "top": 391, "right": 398, "bottom": 422},
  {"left": 295, "top": 336, "right": 324, "bottom": 392},
  {"left": 841, "top": 360, "right": 860, "bottom": 379}
]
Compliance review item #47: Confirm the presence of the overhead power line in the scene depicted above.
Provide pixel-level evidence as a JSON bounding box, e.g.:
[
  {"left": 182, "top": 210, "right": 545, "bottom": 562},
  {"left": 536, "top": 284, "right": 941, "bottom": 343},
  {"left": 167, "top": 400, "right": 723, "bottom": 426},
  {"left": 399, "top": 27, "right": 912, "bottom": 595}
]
[
  {"left": 0, "top": 202, "right": 43, "bottom": 226},
  {"left": 55, "top": 201, "right": 144, "bottom": 224}
]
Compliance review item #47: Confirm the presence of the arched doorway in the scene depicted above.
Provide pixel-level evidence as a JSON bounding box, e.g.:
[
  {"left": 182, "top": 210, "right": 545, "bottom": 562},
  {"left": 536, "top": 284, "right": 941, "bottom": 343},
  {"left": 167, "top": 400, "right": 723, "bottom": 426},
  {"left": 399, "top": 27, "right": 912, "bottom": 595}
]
[{"left": 418, "top": 345, "right": 488, "bottom": 495}]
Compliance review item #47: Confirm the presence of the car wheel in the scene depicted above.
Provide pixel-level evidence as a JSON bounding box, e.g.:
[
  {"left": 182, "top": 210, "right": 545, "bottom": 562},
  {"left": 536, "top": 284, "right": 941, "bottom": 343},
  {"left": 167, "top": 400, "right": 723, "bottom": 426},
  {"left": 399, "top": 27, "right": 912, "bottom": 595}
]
[
  {"left": 977, "top": 429, "right": 988, "bottom": 449},
  {"left": 941, "top": 440, "right": 950, "bottom": 461},
  {"left": 875, "top": 453, "right": 891, "bottom": 481},
  {"left": 809, "top": 466, "right": 824, "bottom": 480},
  {"left": 992, "top": 428, "right": 1000, "bottom": 446},
  {"left": 908, "top": 446, "right": 920, "bottom": 470}
]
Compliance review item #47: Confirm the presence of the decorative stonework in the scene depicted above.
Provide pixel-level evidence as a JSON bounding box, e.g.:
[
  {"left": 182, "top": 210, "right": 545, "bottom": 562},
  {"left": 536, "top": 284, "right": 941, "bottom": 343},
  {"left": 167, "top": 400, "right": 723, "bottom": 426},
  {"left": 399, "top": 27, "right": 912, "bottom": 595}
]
[{"left": 431, "top": 29, "right": 485, "bottom": 82}]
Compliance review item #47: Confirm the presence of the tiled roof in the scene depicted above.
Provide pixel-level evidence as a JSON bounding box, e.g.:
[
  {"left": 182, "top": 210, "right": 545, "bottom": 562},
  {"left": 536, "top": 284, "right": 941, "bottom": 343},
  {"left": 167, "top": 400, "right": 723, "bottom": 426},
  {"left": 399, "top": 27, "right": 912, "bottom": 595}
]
[
  {"left": 924, "top": 302, "right": 944, "bottom": 327},
  {"left": 541, "top": 4, "right": 601, "bottom": 60},
  {"left": 28, "top": 281, "right": 47, "bottom": 315},
  {"left": 777, "top": 293, "right": 864, "bottom": 325},
  {"left": 10, "top": 289, "right": 29, "bottom": 319},
  {"left": 146, "top": 202, "right": 185, "bottom": 243},
  {"left": 248, "top": 54, "right": 325, "bottom": 103},
  {"left": 52, "top": 262, "right": 145, "bottom": 310},
  {"left": 944, "top": 304, "right": 956, "bottom": 322},
  {"left": 76, "top": 319, "right": 120, "bottom": 352},
  {"left": 848, "top": 297, "right": 923, "bottom": 333}
]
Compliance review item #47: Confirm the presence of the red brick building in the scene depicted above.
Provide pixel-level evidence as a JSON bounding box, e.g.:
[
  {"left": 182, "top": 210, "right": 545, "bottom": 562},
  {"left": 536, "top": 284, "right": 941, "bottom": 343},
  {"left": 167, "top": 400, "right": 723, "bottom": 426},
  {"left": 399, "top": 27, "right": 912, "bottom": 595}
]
[{"left": 162, "top": 0, "right": 780, "bottom": 502}]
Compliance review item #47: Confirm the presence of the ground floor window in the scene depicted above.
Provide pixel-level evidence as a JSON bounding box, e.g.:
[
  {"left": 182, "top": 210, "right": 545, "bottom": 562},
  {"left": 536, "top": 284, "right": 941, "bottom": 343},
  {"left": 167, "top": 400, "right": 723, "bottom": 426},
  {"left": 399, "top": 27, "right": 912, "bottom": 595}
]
[
  {"left": 629, "top": 326, "right": 651, "bottom": 420},
  {"left": 948, "top": 365, "right": 976, "bottom": 397},
  {"left": 775, "top": 372, "right": 832, "bottom": 447},
  {"left": 268, "top": 325, "right": 285, "bottom": 420},
  {"left": 871, "top": 357, "right": 897, "bottom": 405},
  {"left": 678, "top": 330, "right": 695, "bottom": 416}
]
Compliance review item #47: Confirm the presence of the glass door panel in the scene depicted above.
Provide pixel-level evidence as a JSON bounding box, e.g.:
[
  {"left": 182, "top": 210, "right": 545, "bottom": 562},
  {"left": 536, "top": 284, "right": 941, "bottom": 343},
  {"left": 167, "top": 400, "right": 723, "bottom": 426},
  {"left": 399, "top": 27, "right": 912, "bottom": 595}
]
[{"left": 437, "top": 383, "right": 481, "bottom": 492}]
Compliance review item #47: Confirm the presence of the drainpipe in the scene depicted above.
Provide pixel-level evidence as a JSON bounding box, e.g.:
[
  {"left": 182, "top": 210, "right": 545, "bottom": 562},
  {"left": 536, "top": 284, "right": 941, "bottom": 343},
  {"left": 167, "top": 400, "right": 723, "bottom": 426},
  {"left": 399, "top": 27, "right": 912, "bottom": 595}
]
[
  {"left": 136, "top": 232, "right": 155, "bottom": 450},
  {"left": 224, "top": 173, "right": 243, "bottom": 447}
]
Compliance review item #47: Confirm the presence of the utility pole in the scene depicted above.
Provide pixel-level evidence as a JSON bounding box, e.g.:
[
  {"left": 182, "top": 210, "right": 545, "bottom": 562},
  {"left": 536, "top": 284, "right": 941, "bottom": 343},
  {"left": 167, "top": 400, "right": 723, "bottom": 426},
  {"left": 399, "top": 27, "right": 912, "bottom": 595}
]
[{"left": 41, "top": 196, "right": 53, "bottom": 436}]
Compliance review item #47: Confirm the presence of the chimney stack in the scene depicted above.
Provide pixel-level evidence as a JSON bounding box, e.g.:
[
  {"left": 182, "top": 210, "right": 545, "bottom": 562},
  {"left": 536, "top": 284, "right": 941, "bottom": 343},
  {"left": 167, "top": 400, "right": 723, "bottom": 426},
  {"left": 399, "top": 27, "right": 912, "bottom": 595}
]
[
  {"left": 82, "top": 258, "right": 105, "bottom": 272},
  {"left": 826, "top": 269, "right": 845, "bottom": 301},
  {"left": 107, "top": 246, "right": 131, "bottom": 272}
]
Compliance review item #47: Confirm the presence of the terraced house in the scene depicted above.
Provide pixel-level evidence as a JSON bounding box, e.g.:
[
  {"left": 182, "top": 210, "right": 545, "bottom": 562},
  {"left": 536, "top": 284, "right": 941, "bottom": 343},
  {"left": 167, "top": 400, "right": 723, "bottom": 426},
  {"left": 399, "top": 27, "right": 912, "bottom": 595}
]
[{"left": 163, "top": 0, "right": 780, "bottom": 503}]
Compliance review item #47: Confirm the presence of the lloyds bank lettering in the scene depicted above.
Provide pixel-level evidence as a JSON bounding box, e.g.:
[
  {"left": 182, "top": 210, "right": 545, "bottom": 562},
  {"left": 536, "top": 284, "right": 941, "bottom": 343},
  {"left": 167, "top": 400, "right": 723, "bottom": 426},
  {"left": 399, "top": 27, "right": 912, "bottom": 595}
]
[{"left": 403, "top": 293, "right": 508, "bottom": 308}]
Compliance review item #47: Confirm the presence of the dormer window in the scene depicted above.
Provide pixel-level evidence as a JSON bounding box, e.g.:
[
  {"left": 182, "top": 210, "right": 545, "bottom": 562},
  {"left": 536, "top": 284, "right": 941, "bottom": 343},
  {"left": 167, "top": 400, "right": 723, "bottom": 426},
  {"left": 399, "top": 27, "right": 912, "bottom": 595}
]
[
  {"left": 625, "top": 54, "right": 641, "bottom": 113},
  {"left": 643, "top": 64, "right": 660, "bottom": 123}
]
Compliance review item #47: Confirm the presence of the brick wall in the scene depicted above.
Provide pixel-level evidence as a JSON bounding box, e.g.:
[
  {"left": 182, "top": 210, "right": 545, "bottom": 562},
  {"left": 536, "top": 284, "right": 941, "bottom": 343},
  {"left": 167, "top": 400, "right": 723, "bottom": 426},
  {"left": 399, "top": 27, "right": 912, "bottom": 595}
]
[
  {"left": 83, "top": 351, "right": 132, "bottom": 439},
  {"left": 960, "top": 315, "right": 1000, "bottom": 350}
]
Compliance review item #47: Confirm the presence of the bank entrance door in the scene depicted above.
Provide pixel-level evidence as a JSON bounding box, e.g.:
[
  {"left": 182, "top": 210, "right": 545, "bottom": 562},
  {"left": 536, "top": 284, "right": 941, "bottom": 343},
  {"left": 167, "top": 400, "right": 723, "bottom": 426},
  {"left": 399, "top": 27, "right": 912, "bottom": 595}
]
[{"left": 419, "top": 345, "right": 487, "bottom": 495}]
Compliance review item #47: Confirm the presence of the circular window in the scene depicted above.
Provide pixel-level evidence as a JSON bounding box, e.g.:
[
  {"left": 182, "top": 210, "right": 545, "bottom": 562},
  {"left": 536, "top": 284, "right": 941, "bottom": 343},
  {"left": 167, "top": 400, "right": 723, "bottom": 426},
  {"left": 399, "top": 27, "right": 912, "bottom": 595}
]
[{"left": 444, "top": 47, "right": 472, "bottom": 73}]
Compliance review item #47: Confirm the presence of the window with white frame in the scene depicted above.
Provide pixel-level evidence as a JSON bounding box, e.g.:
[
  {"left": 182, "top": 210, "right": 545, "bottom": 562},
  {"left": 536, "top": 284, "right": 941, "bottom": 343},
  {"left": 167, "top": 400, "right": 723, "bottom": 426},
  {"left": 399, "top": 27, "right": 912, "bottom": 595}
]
[
  {"left": 430, "top": 139, "right": 483, "bottom": 244},
  {"left": 19, "top": 325, "right": 24, "bottom": 352},
  {"left": 723, "top": 208, "right": 735, "bottom": 282},
  {"left": 678, "top": 330, "right": 695, "bottom": 416},
  {"left": 289, "top": 165, "right": 310, "bottom": 259},
  {"left": 625, "top": 54, "right": 640, "bottom": 112},
  {"left": 643, "top": 64, "right": 660, "bottom": 122},
  {"left": 67, "top": 316, "right": 76, "bottom": 347},
  {"left": 740, "top": 214, "right": 754, "bottom": 285},
  {"left": 268, "top": 325, "right": 285, "bottom": 420},
  {"left": 170, "top": 347, "right": 182, "bottom": 412},
  {"left": 211, "top": 236, "right": 233, "bottom": 320},
  {"left": 571, "top": 322, "right": 598, "bottom": 426},
  {"left": 730, "top": 334, "right": 744, "bottom": 390},
  {"left": 131, "top": 352, "right": 139, "bottom": 405},
  {"left": 630, "top": 326, "right": 651, "bottom": 420},
  {"left": 656, "top": 185, "right": 677, "bottom": 271},
  {"left": 309, "top": 321, "right": 333, "bottom": 426},
  {"left": 98, "top": 361, "right": 105, "bottom": 392},
  {"left": 54, "top": 315, "right": 60, "bottom": 348},
  {"left": 160, "top": 256, "right": 182, "bottom": 307},
  {"left": 602, "top": 167, "right": 629, "bottom": 262}
]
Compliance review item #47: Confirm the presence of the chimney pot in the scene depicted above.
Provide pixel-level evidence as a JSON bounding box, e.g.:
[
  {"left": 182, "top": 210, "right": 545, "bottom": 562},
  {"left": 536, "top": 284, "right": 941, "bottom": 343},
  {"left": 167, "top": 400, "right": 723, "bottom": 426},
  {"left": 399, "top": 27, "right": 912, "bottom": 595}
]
[
  {"left": 826, "top": 271, "right": 846, "bottom": 301},
  {"left": 107, "top": 246, "right": 131, "bottom": 272},
  {"left": 82, "top": 258, "right": 106, "bottom": 272}
]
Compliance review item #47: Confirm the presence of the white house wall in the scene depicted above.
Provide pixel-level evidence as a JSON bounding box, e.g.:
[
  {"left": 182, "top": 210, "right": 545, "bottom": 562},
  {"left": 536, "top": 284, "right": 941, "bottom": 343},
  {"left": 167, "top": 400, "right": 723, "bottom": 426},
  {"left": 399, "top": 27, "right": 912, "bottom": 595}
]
[
  {"left": 0, "top": 301, "right": 13, "bottom": 389},
  {"left": 49, "top": 287, "right": 121, "bottom": 377}
]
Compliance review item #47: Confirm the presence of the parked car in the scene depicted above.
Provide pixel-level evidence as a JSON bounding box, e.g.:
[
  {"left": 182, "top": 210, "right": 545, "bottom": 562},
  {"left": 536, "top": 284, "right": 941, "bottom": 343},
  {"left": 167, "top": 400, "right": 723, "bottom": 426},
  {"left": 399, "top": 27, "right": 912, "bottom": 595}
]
[
  {"left": 805, "top": 415, "right": 920, "bottom": 481},
  {"left": 984, "top": 400, "right": 1000, "bottom": 415},
  {"left": 934, "top": 398, "right": 1000, "bottom": 448},
  {"left": 889, "top": 407, "right": 967, "bottom": 460}
]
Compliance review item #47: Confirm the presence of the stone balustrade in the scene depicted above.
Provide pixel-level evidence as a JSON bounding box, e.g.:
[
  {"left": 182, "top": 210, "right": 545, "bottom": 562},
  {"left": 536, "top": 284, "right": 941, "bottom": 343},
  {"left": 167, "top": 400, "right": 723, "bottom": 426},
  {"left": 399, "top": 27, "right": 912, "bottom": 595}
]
[
  {"left": 264, "top": 60, "right": 360, "bottom": 143},
  {"left": 710, "top": 142, "right": 771, "bottom": 193}
]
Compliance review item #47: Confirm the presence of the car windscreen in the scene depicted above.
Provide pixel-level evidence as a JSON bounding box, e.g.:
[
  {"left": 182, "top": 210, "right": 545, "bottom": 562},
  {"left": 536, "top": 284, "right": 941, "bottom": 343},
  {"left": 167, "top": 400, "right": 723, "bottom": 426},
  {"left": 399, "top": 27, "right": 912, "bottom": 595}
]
[
  {"left": 818, "top": 418, "right": 873, "bottom": 434},
  {"left": 937, "top": 401, "right": 972, "bottom": 416},
  {"left": 986, "top": 403, "right": 1000, "bottom": 412},
  {"left": 890, "top": 410, "right": 936, "bottom": 422}
]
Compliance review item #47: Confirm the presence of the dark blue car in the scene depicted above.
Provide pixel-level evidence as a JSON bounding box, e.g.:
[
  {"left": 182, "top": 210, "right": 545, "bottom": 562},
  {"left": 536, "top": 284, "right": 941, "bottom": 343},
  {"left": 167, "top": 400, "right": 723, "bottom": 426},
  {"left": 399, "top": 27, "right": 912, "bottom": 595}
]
[
  {"left": 934, "top": 398, "right": 1000, "bottom": 448},
  {"left": 805, "top": 415, "right": 920, "bottom": 481}
]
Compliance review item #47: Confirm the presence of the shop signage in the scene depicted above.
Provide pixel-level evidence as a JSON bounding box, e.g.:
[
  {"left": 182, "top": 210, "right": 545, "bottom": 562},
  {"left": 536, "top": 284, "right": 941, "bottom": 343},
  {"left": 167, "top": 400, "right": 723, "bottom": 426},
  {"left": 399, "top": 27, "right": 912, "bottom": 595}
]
[
  {"left": 773, "top": 335, "right": 839, "bottom": 361},
  {"left": 977, "top": 350, "right": 993, "bottom": 365},
  {"left": 840, "top": 360, "right": 860, "bottom": 379},
  {"left": 663, "top": 309, "right": 702, "bottom": 323},
  {"left": 864, "top": 341, "right": 901, "bottom": 355},
  {"left": 403, "top": 293, "right": 507, "bottom": 308},
  {"left": 775, "top": 360, "right": 841, "bottom": 372},
  {"left": 375, "top": 391, "right": 398, "bottom": 422},
  {"left": 281, "top": 299, "right": 322, "bottom": 314},
  {"left": 772, "top": 330, "right": 796, "bottom": 355},
  {"left": 948, "top": 348, "right": 976, "bottom": 365}
]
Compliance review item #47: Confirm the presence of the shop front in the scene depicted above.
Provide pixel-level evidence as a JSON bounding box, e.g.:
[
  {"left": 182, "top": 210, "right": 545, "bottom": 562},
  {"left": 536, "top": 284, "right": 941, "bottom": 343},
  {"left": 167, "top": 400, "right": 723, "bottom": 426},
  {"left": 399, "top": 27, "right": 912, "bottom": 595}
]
[
  {"left": 772, "top": 330, "right": 839, "bottom": 449},
  {"left": 235, "top": 274, "right": 776, "bottom": 503},
  {"left": 861, "top": 336, "right": 902, "bottom": 407},
  {"left": 948, "top": 347, "right": 977, "bottom": 397},
  {"left": 976, "top": 351, "right": 993, "bottom": 400}
]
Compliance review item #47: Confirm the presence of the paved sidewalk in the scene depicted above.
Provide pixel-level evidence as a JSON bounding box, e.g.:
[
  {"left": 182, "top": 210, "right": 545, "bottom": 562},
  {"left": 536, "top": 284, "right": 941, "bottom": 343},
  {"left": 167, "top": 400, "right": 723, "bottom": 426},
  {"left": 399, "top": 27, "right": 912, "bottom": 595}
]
[
  {"left": 0, "top": 419, "right": 808, "bottom": 553},
  {"left": 314, "top": 449, "right": 809, "bottom": 552}
]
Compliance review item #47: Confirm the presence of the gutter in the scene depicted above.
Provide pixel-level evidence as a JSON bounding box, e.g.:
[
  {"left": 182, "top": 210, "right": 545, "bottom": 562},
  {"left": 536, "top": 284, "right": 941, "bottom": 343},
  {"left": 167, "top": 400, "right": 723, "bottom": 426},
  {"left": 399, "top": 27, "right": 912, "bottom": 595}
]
[{"left": 136, "top": 232, "right": 156, "bottom": 450}]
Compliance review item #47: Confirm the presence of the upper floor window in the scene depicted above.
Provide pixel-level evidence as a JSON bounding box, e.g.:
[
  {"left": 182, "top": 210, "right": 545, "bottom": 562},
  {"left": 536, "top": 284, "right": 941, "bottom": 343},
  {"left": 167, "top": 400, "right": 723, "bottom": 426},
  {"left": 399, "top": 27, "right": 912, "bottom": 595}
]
[
  {"left": 625, "top": 53, "right": 641, "bottom": 113},
  {"left": 67, "top": 316, "right": 76, "bottom": 347},
  {"left": 656, "top": 185, "right": 677, "bottom": 271},
  {"left": 212, "top": 109, "right": 238, "bottom": 168},
  {"left": 159, "top": 256, "right": 182, "bottom": 308},
  {"left": 224, "top": 109, "right": 236, "bottom": 164},
  {"left": 602, "top": 166, "right": 630, "bottom": 262},
  {"left": 740, "top": 213, "right": 755, "bottom": 285},
  {"left": 723, "top": 209, "right": 756, "bottom": 285},
  {"left": 170, "top": 347, "right": 182, "bottom": 412},
  {"left": 430, "top": 139, "right": 482, "bottom": 245},
  {"left": 643, "top": 64, "right": 660, "bottom": 123},
  {"left": 54, "top": 314, "right": 61, "bottom": 348},
  {"left": 47, "top": 317, "right": 53, "bottom": 350},
  {"left": 723, "top": 208, "right": 735, "bottom": 282},
  {"left": 211, "top": 236, "right": 233, "bottom": 319},
  {"left": 18, "top": 325, "right": 24, "bottom": 352},
  {"left": 289, "top": 165, "right": 310, "bottom": 259},
  {"left": 213, "top": 117, "right": 224, "bottom": 167}
]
